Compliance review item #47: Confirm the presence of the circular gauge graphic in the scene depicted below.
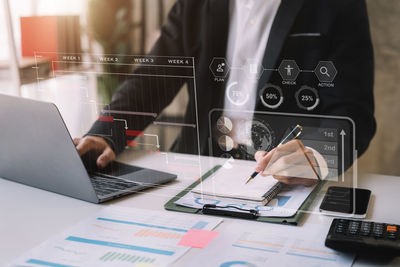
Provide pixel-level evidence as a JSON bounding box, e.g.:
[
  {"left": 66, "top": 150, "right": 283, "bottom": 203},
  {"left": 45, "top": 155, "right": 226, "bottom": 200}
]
[
  {"left": 295, "top": 86, "right": 320, "bottom": 111},
  {"left": 218, "top": 135, "right": 235, "bottom": 152},
  {"left": 260, "top": 84, "right": 284, "bottom": 109},
  {"left": 220, "top": 261, "right": 257, "bottom": 267},
  {"left": 217, "top": 116, "right": 233, "bottom": 134},
  {"left": 238, "top": 118, "right": 275, "bottom": 158},
  {"left": 226, "top": 82, "right": 250, "bottom": 106}
]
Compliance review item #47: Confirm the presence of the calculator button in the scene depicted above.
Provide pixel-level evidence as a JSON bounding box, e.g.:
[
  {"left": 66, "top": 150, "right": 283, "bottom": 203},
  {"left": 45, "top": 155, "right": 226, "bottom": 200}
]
[
  {"left": 360, "top": 222, "right": 372, "bottom": 236},
  {"left": 361, "top": 222, "right": 372, "bottom": 228},
  {"left": 373, "top": 232, "right": 384, "bottom": 238},
  {"left": 348, "top": 221, "right": 361, "bottom": 235},
  {"left": 373, "top": 223, "right": 384, "bottom": 238},
  {"left": 335, "top": 220, "right": 348, "bottom": 234},
  {"left": 335, "top": 226, "right": 345, "bottom": 234},
  {"left": 386, "top": 225, "right": 398, "bottom": 240},
  {"left": 349, "top": 221, "right": 361, "bottom": 227}
]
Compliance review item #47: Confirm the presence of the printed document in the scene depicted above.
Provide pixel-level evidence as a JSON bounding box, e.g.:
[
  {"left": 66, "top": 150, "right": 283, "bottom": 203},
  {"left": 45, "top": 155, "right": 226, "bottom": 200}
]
[{"left": 9, "top": 206, "right": 222, "bottom": 267}]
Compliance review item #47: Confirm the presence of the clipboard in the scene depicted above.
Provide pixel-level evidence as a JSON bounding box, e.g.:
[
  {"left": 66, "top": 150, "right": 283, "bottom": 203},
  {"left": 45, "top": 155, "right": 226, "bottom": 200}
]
[{"left": 164, "top": 165, "right": 324, "bottom": 225}]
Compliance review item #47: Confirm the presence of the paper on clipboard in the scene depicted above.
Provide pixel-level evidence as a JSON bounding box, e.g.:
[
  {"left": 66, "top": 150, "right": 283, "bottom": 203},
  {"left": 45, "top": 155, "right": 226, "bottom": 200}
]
[
  {"left": 191, "top": 160, "right": 280, "bottom": 204},
  {"left": 175, "top": 183, "right": 316, "bottom": 217}
]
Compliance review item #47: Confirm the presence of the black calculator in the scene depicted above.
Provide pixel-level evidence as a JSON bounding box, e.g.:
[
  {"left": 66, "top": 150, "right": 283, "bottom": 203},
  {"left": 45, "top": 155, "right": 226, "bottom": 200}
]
[{"left": 325, "top": 219, "right": 400, "bottom": 255}]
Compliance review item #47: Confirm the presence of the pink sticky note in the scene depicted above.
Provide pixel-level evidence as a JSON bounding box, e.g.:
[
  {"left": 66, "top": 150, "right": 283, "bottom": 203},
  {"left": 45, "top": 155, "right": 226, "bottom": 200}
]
[{"left": 178, "top": 229, "right": 219, "bottom": 248}]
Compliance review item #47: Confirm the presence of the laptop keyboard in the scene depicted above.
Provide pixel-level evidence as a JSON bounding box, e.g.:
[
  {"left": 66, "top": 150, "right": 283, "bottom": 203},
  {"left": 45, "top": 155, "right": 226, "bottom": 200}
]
[{"left": 89, "top": 175, "right": 140, "bottom": 197}]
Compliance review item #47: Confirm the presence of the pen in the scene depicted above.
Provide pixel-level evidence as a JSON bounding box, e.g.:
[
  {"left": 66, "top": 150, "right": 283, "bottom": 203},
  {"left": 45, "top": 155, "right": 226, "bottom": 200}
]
[{"left": 245, "top": 124, "right": 303, "bottom": 184}]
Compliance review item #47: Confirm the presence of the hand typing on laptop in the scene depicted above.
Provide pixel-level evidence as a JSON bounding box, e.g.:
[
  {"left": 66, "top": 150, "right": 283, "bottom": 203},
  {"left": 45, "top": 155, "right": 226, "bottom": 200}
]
[
  {"left": 254, "top": 140, "right": 319, "bottom": 187},
  {"left": 73, "top": 136, "right": 115, "bottom": 168}
]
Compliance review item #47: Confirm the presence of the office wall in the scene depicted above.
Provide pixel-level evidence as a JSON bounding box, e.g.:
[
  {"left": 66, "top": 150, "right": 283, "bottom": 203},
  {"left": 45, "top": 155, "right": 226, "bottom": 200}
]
[
  {"left": 358, "top": 1, "right": 400, "bottom": 176},
  {"left": 131, "top": 0, "right": 176, "bottom": 53}
]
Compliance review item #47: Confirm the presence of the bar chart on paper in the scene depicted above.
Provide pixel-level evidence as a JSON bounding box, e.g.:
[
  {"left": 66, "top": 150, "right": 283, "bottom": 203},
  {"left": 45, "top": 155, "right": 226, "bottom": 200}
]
[
  {"left": 188, "top": 222, "right": 355, "bottom": 267},
  {"left": 232, "top": 232, "right": 286, "bottom": 254},
  {"left": 135, "top": 229, "right": 185, "bottom": 239},
  {"left": 10, "top": 207, "right": 222, "bottom": 267},
  {"left": 99, "top": 251, "right": 156, "bottom": 264},
  {"left": 286, "top": 239, "right": 339, "bottom": 262},
  {"left": 232, "top": 232, "right": 340, "bottom": 262}
]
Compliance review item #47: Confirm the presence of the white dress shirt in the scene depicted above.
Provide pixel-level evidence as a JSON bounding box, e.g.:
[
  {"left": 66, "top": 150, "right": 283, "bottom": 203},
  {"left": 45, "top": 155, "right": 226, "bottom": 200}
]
[
  {"left": 224, "top": 0, "right": 281, "bottom": 145},
  {"left": 221, "top": 0, "right": 328, "bottom": 180}
]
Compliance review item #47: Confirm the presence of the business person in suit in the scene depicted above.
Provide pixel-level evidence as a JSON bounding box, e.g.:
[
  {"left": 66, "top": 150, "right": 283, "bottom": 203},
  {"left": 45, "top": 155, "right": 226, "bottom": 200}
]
[{"left": 74, "top": 0, "right": 375, "bottom": 185}]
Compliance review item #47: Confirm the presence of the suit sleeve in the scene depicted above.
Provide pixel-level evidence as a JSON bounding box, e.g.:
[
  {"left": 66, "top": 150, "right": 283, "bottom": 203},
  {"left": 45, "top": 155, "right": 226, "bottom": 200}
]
[
  {"left": 87, "top": 0, "right": 187, "bottom": 154},
  {"left": 319, "top": 0, "right": 376, "bottom": 157}
]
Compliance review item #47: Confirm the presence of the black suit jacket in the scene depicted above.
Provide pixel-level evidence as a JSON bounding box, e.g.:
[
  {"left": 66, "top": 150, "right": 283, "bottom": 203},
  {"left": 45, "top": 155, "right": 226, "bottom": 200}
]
[{"left": 89, "top": 0, "right": 376, "bottom": 158}]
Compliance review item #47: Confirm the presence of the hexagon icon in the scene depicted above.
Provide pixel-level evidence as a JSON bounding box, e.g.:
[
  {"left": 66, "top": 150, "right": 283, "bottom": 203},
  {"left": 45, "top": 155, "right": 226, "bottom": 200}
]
[
  {"left": 278, "top": 60, "right": 300, "bottom": 81},
  {"left": 244, "top": 59, "right": 264, "bottom": 80},
  {"left": 314, "top": 61, "right": 337, "bottom": 83},
  {"left": 209, "top": 57, "right": 230, "bottom": 78}
]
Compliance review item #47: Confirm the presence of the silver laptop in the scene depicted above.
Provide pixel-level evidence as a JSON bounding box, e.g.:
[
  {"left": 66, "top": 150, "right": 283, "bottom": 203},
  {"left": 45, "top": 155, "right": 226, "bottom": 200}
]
[{"left": 0, "top": 94, "right": 177, "bottom": 203}]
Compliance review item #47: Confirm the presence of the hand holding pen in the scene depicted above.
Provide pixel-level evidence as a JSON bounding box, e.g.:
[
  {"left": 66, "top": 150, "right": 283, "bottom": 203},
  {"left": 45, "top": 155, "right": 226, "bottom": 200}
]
[{"left": 246, "top": 125, "right": 320, "bottom": 186}]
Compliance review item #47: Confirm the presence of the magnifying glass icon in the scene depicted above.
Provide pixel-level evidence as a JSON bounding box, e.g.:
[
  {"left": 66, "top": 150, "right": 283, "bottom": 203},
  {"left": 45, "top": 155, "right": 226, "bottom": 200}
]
[{"left": 320, "top": 66, "right": 330, "bottom": 77}]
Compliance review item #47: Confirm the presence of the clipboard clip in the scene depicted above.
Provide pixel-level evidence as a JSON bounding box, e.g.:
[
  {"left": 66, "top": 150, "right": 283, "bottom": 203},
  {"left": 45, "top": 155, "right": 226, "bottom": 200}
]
[{"left": 202, "top": 204, "right": 259, "bottom": 219}]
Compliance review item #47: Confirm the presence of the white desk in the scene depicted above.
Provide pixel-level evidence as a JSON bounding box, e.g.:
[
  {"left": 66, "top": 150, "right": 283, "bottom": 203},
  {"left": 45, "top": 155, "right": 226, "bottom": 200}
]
[{"left": 1, "top": 151, "right": 400, "bottom": 266}]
